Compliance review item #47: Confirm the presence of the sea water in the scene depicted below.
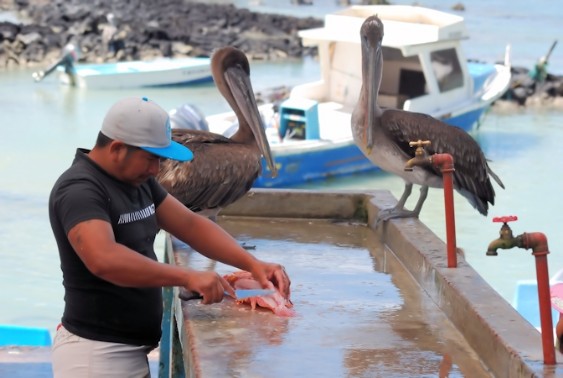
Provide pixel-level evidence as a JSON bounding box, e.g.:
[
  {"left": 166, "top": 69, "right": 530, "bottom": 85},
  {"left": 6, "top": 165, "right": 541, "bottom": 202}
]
[{"left": 0, "top": 0, "right": 562, "bottom": 336}]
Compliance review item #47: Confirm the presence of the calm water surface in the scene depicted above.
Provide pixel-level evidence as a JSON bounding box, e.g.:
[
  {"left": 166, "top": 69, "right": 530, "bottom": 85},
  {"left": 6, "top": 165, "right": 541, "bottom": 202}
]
[{"left": 0, "top": 0, "right": 562, "bottom": 336}]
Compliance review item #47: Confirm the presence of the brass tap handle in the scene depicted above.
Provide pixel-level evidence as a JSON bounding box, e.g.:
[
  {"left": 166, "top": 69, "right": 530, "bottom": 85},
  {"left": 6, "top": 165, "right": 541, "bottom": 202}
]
[
  {"left": 404, "top": 140, "right": 432, "bottom": 171},
  {"left": 410, "top": 140, "right": 431, "bottom": 158},
  {"left": 409, "top": 140, "right": 431, "bottom": 148}
]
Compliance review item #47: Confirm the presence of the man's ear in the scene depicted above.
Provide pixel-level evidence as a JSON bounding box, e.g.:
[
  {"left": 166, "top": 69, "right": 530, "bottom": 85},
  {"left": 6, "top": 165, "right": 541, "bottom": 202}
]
[{"left": 108, "top": 140, "right": 128, "bottom": 161}]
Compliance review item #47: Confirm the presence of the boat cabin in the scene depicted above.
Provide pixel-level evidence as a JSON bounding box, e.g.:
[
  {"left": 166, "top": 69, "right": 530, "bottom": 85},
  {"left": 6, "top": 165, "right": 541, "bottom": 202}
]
[{"left": 293, "top": 5, "right": 472, "bottom": 117}]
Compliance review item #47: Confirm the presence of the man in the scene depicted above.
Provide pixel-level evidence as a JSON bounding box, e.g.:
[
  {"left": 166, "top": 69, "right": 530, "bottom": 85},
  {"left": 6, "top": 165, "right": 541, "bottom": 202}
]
[
  {"left": 49, "top": 96, "right": 291, "bottom": 377},
  {"left": 32, "top": 43, "right": 78, "bottom": 85}
]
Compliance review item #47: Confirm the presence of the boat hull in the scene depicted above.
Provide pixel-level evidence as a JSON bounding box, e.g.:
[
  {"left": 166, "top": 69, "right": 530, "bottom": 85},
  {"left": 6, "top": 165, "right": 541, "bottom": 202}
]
[
  {"left": 58, "top": 57, "right": 212, "bottom": 89},
  {"left": 255, "top": 140, "right": 376, "bottom": 188},
  {"left": 442, "top": 107, "right": 487, "bottom": 132}
]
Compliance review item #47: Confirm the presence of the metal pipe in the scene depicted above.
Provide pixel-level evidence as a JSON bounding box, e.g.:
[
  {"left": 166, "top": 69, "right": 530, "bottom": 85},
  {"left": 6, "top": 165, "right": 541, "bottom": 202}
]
[
  {"left": 522, "top": 232, "right": 555, "bottom": 365},
  {"left": 404, "top": 141, "right": 457, "bottom": 268},
  {"left": 430, "top": 153, "right": 457, "bottom": 268},
  {"left": 487, "top": 222, "right": 555, "bottom": 364}
]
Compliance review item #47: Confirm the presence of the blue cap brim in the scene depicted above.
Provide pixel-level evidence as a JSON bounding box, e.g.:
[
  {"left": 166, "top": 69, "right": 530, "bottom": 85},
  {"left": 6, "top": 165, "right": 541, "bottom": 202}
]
[{"left": 141, "top": 141, "right": 193, "bottom": 162}]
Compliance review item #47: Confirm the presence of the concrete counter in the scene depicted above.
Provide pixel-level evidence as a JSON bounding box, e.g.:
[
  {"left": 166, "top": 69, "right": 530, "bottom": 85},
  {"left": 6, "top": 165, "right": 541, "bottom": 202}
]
[{"left": 161, "top": 189, "right": 563, "bottom": 377}]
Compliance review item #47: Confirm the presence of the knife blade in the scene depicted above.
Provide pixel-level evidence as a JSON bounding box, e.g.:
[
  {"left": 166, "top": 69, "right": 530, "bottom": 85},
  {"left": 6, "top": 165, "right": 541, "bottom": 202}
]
[{"left": 179, "top": 288, "right": 275, "bottom": 301}]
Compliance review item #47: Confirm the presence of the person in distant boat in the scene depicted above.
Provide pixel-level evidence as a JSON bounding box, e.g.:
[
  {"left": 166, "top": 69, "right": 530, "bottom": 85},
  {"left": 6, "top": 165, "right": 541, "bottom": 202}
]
[
  {"left": 101, "top": 13, "right": 124, "bottom": 57},
  {"left": 48, "top": 96, "right": 291, "bottom": 378},
  {"left": 32, "top": 43, "right": 78, "bottom": 85}
]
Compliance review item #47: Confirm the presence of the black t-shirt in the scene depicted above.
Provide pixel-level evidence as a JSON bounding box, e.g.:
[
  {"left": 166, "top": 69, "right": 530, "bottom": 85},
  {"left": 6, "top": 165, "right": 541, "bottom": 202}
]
[{"left": 49, "top": 148, "right": 168, "bottom": 346}]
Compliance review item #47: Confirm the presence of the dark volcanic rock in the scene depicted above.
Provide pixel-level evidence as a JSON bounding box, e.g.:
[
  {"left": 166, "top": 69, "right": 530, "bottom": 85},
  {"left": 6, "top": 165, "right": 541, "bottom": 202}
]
[
  {"left": 499, "top": 64, "right": 563, "bottom": 107},
  {"left": 0, "top": 0, "right": 323, "bottom": 68}
]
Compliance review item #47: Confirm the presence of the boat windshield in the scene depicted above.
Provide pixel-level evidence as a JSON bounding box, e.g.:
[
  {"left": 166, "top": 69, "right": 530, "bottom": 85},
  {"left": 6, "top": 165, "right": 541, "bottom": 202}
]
[
  {"left": 381, "top": 47, "right": 427, "bottom": 108},
  {"left": 430, "top": 48, "right": 463, "bottom": 92}
]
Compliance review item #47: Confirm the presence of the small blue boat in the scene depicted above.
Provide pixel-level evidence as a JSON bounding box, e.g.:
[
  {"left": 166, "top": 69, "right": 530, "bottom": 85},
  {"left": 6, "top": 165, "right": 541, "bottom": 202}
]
[
  {"left": 58, "top": 57, "right": 213, "bottom": 89},
  {"left": 0, "top": 324, "right": 51, "bottom": 347},
  {"left": 33, "top": 44, "right": 213, "bottom": 89}
]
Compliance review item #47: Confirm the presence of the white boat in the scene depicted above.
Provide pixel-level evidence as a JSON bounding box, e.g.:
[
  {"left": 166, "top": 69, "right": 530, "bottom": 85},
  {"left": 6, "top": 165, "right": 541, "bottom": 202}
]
[
  {"left": 33, "top": 46, "right": 213, "bottom": 89},
  {"left": 192, "top": 5, "right": 512, "bottom": 188},
  {"left": 59, "top": 57, "right": 213, "bottom": 89}
]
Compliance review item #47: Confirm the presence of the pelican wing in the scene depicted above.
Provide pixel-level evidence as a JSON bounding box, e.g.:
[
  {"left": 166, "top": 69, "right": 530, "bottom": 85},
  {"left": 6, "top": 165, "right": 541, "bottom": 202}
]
[
  {"left": 157, "top": 129, "right": 262, "bottom": 212},
  {"left": 380, "top": 109, "right": 502, "bottom": 215}
]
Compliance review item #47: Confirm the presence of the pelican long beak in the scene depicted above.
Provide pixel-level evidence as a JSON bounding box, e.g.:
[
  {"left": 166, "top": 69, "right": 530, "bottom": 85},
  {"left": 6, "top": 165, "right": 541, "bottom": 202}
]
[
  {"left": 366, "top": 40, "right": 382, "bottom": 152},
  {"left": 224, "top": 65, "right": 278, "bottom": 178}
]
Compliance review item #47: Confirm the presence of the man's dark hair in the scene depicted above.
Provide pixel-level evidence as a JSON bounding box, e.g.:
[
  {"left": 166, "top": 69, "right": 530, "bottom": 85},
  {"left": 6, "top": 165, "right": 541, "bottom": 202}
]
[
  {"left": 95, "top": 131, "right": 141, "bottom": 156},
  {"left": 95, "top": 131, "right": 113, "bottom": 148}
]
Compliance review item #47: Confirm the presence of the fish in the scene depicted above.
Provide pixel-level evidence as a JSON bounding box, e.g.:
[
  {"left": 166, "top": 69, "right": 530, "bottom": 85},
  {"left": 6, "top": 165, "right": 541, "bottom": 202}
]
[{"left": 224, "top": 270, "right": 295, "bottom": 317}]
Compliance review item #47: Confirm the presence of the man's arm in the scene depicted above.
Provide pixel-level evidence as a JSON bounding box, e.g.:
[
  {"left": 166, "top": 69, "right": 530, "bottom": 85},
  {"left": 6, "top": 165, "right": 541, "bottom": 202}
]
[
  {"left": 67, "top": 219, "right": 232, "bottom": 303},
  {"left": 156, "top": 194, "right": 291, "bottom": 297}
]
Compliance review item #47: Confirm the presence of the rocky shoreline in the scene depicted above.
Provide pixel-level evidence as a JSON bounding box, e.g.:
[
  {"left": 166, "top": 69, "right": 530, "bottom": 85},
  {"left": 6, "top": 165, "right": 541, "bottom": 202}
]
[
  {"left": 498, "top": 65, "right": 563, "bottom": 109},
  {"left": 1, "top": 0, "right": 562, "bottom": 107},
  {"left": 0, "top": 0, "right": 323, "bottom": 69}
]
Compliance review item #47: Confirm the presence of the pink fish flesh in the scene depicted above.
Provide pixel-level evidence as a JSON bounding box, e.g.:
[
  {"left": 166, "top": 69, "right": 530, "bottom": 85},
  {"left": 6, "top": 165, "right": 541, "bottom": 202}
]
[{"left": 224, "top": 270, "right": 295, "bottom": 317}]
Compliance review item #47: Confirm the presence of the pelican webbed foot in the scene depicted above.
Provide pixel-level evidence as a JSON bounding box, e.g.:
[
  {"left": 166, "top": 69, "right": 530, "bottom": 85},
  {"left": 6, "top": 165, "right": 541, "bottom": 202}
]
[
  {"left": 375, "top": 185, "right": 429, "bottom": 227},
  {"left": 375, "top": 206, "right": 420, "bottom": 227}
]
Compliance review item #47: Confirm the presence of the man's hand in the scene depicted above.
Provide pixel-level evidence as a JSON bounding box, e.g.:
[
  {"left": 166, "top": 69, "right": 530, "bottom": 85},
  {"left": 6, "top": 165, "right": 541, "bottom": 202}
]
[
  {"left": 183, "top": 270, "right": 235, "bottom": 304},
  {"left": 251, "top": 261, "right": 291, "bottom": 299}
]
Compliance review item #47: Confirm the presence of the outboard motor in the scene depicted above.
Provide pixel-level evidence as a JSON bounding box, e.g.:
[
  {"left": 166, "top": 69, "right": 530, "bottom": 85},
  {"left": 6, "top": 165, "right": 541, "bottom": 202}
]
[
  {"left": 224, "top": 103, "right": 279, "bottom": 139},
  {"left": 169, "top": 103, "right": 209, "bottom": 131},
  {"left": 222, "top": 122, "right": 239, "bottom": 138},
  {"left": 169, "top": 102, "right": 277, "bottom": 142}
]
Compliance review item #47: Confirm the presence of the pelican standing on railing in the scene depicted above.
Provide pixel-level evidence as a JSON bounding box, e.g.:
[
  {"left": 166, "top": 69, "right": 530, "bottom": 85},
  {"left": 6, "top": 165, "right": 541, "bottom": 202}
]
[
  {"left": 351, "top": 15, "right": 504, "bottom": 224},
  {"left": 157, "top": 46, "right": 277, "bottom": 224}
]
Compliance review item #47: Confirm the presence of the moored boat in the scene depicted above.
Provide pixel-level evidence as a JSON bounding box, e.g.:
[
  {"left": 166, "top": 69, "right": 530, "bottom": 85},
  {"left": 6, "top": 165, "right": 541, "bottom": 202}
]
[
  {"left": 58, "top": 57, "right": 213, "bottom": 89},
  {"left": 32, "top": 44, "right": 213, "bottom": 89},
  {"left": 0, "top": 324, "right": 51, "bottom": 347},
  {"left": 202, "top": 5, "right": 511, "bottom": 188}
]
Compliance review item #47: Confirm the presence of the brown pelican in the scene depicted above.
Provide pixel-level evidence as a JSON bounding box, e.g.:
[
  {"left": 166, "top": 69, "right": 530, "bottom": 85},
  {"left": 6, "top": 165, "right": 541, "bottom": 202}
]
[
  {"left": 157, "top": 46, "right": 277, "bottom": 222},
  {"left": 351, "top": 15, "right": 504, "bottom": 223}
]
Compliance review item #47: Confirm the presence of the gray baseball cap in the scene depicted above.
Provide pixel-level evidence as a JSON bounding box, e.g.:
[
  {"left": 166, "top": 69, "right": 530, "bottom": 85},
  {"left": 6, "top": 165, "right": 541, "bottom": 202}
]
[{"left": 101, "top": 96, "right": 193, "bottom": 162}]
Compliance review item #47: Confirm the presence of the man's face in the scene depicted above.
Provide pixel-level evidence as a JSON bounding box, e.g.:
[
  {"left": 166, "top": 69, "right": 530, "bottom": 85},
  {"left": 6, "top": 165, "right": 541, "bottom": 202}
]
[{"left": 116, "top": 144, "right": 162, "bottom": 186}]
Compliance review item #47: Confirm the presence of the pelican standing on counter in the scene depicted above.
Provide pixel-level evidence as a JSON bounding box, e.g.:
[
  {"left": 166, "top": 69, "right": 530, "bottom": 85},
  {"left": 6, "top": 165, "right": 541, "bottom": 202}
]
[
  {"left": 351, "top": 15, "right": 504, "bottom": 223},
  {"left": 157, "top": 46, "right": 277, "bottom": 222}
]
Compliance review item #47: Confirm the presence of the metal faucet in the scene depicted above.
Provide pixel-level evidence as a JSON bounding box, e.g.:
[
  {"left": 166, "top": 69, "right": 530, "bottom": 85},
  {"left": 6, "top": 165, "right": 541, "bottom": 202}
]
[
  {"left": 486, "top": 215, "right": 522, "bottom": 255},
  {"left": 486, "top": 215, "right": 555, "bottom": 364},
  {"left": 404, "top": 140, "right": 431, "bottom": 171}
]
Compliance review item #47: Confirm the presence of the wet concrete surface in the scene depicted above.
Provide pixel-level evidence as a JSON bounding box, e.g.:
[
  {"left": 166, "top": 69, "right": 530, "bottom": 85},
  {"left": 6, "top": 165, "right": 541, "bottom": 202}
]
[{"left": 173, "top": 217, "right": 493, "bottom": 377}]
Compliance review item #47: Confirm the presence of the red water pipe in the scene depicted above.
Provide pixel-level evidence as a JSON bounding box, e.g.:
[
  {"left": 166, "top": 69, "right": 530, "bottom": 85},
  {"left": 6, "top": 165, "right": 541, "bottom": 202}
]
[
  {"left": 522, "top": 232, "right": 555, "bottom": 365},
  {"left": 430, "top": 153, "right": 457, "bottom": 268},
  {"left": 487, "top": 218, "right": 555, "bottom": 365}
]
